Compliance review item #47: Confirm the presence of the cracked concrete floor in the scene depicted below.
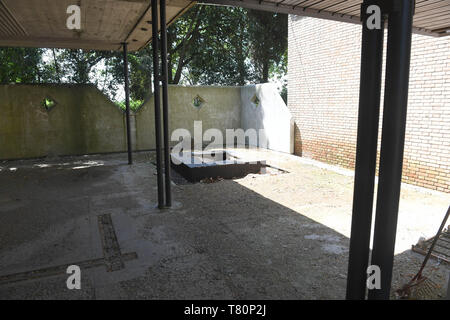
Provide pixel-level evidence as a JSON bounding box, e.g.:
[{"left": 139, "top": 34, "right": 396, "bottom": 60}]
[{"left": 0, "top": 149, "right": 448, "bottom": 299}]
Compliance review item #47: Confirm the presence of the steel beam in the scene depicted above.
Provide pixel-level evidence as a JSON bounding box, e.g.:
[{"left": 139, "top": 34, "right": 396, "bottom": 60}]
[
  {"left": 160, "top": 0, "right": 172, "bottom": 207},
  {"left": 368, "top": 0, "right": 414, "bottom": 300},
  {"left": 346, "top": 0, "right": 385, "bottom": 300},
  {"left": 122, "top": 42, "right": 133, "bottom": 165},
  {"left": 151, "top": 0, "right": 165, "bottom": 209}
]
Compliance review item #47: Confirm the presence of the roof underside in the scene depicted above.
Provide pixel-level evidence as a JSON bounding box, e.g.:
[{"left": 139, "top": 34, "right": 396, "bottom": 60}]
[
  {"left": 0, "top": 0, "right": 194, "bottom": 51},
  {"left": 0, "top": 0, "right": 448, "bottom": 52},
  {"left": 202, "top": 0, "right": 450, "bottom": 37}
]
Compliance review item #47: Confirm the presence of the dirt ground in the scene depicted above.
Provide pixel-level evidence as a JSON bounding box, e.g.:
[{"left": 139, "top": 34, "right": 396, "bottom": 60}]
[{"left": 0, "top": 148, "right": 448, "bottom": 299}]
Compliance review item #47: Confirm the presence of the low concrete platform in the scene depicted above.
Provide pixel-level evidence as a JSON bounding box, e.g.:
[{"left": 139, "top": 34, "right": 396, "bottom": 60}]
[
  {"left": 170, "top": 150, "right": 264, "bottom": 182},
  {"left": 0, "top": 149, "right": 448, "bottom": 299}
]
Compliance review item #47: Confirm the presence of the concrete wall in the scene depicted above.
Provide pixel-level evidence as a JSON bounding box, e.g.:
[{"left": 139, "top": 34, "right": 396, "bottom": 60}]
[
  {"left": 0, "top": 84, "right": 126, "bottom": 160},
  {"left": 241, "top": 84, "right": 294, "bottom": 153},
  {"left": 288, "top": 15, "right": 450, "bottom": 193},
  {"left": 135, "top": 85, "right": 241, "bottom": 150},
  {"left": 0, "top": 83, "right": 291, "bottom": 160}
]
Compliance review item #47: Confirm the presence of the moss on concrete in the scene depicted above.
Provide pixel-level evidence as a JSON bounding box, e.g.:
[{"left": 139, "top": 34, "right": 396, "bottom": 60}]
[{"left": 0, "top": 84, "right": 242, "bottom": 160}]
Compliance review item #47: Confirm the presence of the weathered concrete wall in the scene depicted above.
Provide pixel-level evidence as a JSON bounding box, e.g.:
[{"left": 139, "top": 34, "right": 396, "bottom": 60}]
[
  {"left": 0, "top": 84, "right": 246, "bottom": 160},
  {"left": 135, "top": 85, "right": 242, "bottom": 150},
  {"left": 241, "top": 84, "right": 294, "bottom": 153},
  {"left": 0, "top": 83, "right": 291, "bottom": 160},
  {"left": 0, "top": 84, "right": 126, "bottom": 160}
]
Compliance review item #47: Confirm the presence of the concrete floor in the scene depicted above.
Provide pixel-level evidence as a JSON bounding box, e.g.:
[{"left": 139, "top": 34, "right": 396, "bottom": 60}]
[{"left": 0, "top": 149, "right": 448, "bottom": 299}]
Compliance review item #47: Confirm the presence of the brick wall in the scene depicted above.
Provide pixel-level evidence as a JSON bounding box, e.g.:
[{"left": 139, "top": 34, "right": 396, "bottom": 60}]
[{"left": 288, "top": 15, "right": 450, "bottom": 193}]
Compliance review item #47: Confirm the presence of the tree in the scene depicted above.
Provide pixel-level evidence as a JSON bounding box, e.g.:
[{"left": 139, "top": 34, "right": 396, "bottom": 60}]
[
  {"left": 57, "top": 49, "right": 112, "bottom": 84},
  {"left": 247, "top": 10, "right": 288, "bottom": 83},
  {"left": 0, "top": 48, "right": 43, "bottom": 83},
  {"left": 186, "top": 6, "right": 251, "bottom": 86},
  {"left": 167, "top": 5, "right": 287, "bottom": 87},
  {"left": 167, "top": 5, "right": 204, "bottom": 84},
  {"left": 98, "top": 47, "right": 153, "bottom": 102}
]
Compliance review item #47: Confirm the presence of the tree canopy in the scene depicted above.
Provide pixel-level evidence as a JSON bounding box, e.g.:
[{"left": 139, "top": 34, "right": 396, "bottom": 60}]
[{"left": 0, "top": 48, "right": 43, "bottom": 83}]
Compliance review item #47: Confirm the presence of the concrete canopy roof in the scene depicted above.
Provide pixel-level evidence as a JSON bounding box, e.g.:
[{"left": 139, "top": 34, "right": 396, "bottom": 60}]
[
  {"left": 1, "top": 1, "right": 448, "bottom": 52},
  {"left": 0, "top": 0, "right": 194, "bottom": 51},
  {"left": 202, "top": 0, "right": 450, "bottom": 37}
]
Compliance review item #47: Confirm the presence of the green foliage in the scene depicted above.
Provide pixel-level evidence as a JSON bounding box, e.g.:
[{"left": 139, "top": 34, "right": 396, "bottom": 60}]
[
  {"left": 0, "top": 48, "right": 43, "bottom": 83},
  {"left": 116, "top": 100, "right": 144, "bottom": 112},
  {"left": 177, "top": 6, "right": 251, "bottom": 86},
  {"left": 247, "top": 10, "right": 287, "bottom": 83},
  {"left": 174, "top": 6, "right": 287, "bottom": 86},
  {"left": 102, "top": 48, "right": 153, "bottom": 101}
]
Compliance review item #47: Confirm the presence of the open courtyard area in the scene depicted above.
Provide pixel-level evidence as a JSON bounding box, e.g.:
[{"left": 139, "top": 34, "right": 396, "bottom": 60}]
[
  {"left": 1, "top": 0, "right": 450, "bottom": 303},
  {"left": 1, "top": 149, "right": 448, "bottom": 299}
]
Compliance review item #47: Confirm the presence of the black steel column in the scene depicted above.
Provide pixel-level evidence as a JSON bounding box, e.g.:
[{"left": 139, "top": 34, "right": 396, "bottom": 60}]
[
  {"left": 123, "top": 42, "right": 133, "bottom": 165},
  {"left": 160, "top": 0, "right": 172, "bottom": 207},
  {"left": 368, "top": 0, "right": 414, "bottom": 300},
  {"left": 152, "top": 0, "right": 165, "bottom": 208},
  {"left": 346, "top": 0, "right": 385, "bottom": 300}
]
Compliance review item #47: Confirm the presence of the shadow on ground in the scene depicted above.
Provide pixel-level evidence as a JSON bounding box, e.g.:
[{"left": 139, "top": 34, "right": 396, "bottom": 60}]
[{"left": 0, "top": 152, "right": 448, "bottom": 299}]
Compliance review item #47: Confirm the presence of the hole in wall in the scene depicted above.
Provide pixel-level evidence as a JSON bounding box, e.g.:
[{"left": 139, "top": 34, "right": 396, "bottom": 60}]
[
  {"left": 41, "top": 97, "right": 57, "bottom": 111},
  {"left": 192, "top": 95, "right": 205, "bottom": 109},
  {"left": 251, "top": 94, "right": 260, "bottom": 107}
]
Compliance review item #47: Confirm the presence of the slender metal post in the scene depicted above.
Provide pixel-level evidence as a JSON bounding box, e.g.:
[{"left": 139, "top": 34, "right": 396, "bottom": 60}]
[
  {"left": 368, "top": 0, "right": 414, "bottom": 300},
  {"left": 122, "top": 42, "right": 133, "bottom": 165},
  {"left": 152, "top": 0, "right": 165, "bottom": 208},
  {"left": 160, "top": 0, "right": 172, "bottom": 207},
  {"left": 346, "top": 0, "right": 385, "bottom": 300},
  {"left": 447, "top": 270, "right": 450, "bottom": 300}
]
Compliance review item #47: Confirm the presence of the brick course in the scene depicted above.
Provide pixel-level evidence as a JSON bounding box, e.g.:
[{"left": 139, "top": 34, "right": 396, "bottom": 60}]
[{"left": 288, "top": 15, "right": 450, "bottom": 193}]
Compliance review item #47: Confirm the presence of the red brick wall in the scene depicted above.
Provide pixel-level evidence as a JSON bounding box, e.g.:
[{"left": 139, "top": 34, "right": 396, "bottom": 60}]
[{"left": 288, "top": 15, "right": 450, "bottom": 193}]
